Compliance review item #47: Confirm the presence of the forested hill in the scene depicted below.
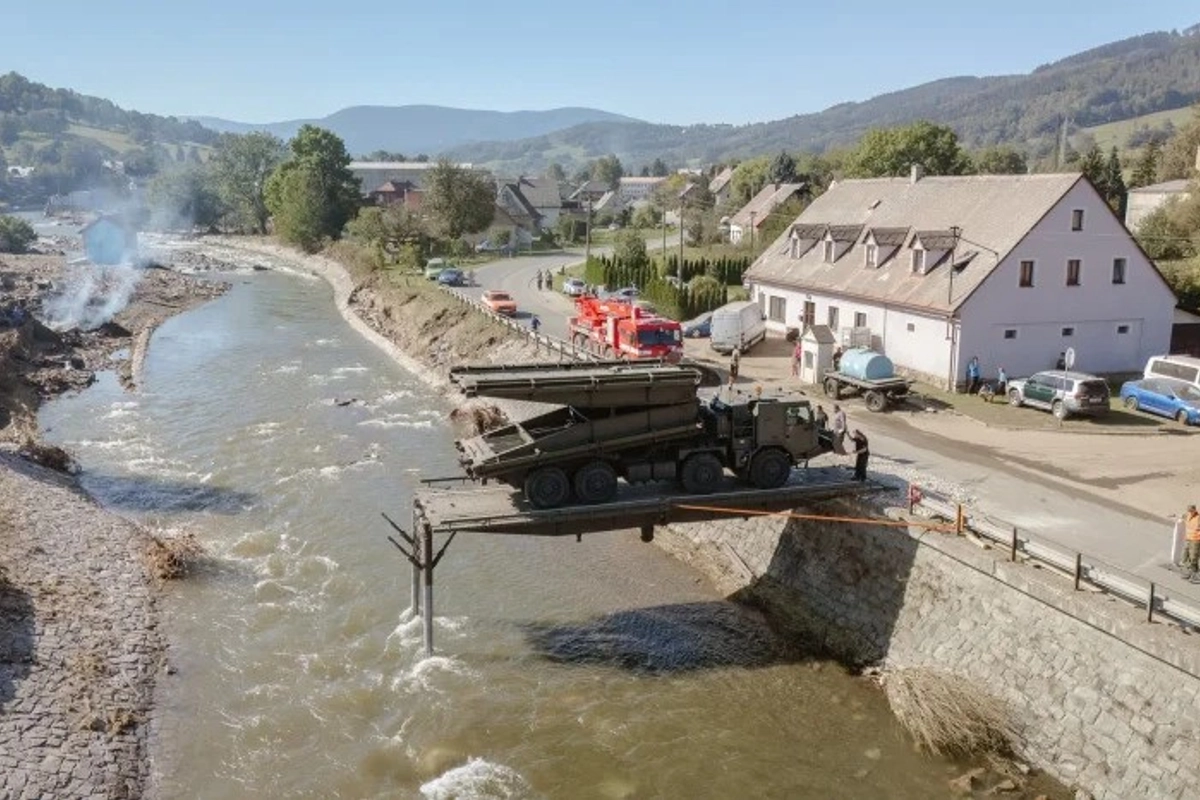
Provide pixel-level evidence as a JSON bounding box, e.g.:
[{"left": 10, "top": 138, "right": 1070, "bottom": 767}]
[{"left": 444, "top": 25, "right": 1200, "bottom": 172}]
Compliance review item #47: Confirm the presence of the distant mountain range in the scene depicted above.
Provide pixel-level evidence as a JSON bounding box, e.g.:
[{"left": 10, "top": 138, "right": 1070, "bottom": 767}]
[
  {"left": 188, "top": 105, "right": 640, "bottom": 158},
  {"left": 442, "top": 25, "right": 1200, "bottom": 173}
]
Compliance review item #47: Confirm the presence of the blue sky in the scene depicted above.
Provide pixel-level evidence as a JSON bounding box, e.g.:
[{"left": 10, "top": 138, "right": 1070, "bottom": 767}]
[{"left": 4, "top": 1, "right": 1196, "bottom": 125}]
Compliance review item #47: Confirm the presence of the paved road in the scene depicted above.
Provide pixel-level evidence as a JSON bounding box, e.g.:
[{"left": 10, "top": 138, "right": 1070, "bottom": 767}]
[{"left": 457, "top": 258, "right": 1200, "bottom": 605}]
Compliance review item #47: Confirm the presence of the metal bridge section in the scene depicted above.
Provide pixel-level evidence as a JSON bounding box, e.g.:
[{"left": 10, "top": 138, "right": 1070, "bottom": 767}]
[{"left": 385, "top": 471, "right": 885, "bottom": 655}]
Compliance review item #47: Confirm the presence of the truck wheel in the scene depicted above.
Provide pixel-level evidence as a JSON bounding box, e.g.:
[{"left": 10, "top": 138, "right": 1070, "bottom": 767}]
[
  {"left": 573, "top": 461, "right": 618, "bottom": 505},
  {"left": 823, "top": 378, "right": 840, "bottom": 398},
  {"left": 680, "top": 453, "right": 724, "bottom": 494},
  {"left": 524, "top": 467, "right": 572, "bottom": 509},
  {"left": 749, "top": 448, "right": 792, "bottom": 489},
  {"left": 864, "top": 391, "right": 886, "bottom": 413}
]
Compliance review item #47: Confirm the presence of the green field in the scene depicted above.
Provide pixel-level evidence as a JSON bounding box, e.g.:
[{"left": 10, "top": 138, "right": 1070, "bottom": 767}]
[
  {"left": 66, "top": 123, "right": 137, "bottom": 153},
  {"left": 1082, "top": 107, "right": 1195, "bottom": 154}
]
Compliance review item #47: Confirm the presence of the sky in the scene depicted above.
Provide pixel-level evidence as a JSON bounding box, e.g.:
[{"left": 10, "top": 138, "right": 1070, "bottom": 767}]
[{"left": 4, "top": 1, "right": 1197, "bottom": 126}]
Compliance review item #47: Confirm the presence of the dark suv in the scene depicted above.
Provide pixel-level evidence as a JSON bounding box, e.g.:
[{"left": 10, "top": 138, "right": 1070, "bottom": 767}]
[{"left": 1006, "top": 370, "right": 1110, "bottom": 419}]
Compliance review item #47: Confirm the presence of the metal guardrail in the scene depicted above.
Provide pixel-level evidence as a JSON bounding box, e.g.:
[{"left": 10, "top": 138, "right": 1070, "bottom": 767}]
[
  {"left": 438, "top": 284, "right": 599, "bottom": 364},
  {"left": 912, "top": 487, "right": 1200, "bottom": 630}
]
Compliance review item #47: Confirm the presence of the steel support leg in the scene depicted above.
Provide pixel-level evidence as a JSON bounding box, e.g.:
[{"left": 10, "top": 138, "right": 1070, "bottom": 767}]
[
  {"left": 422, "top": 521, "right": 435, "bottom": 656},
  {"left": 410, "top": 507, "right": 422, "bottom": 619}
]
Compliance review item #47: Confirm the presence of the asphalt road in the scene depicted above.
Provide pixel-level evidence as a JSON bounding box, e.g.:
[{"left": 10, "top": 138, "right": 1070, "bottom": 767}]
[{"left": 469, "top": 250, "right": 592, "bottom": 340}]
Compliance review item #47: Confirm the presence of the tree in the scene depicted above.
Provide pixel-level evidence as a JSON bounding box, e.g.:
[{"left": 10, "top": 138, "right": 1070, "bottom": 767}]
[
  {"left": 1129, "top": 140, "right": 1161, "bottom": 189},
  {"left": 631, "top": 204, "right": 661, "bottom": 229},
  {"left": 845, "top": 121, "right": 973, "bottom": 178},
  {"left": 1135, "top": 203, "right": 1195, "bottom": 261},
  {"left": 265, "top": 125, "right": 361, "bottom": 249},
  {"left": 421, "top": 159, "right": 496, "bottom": 241},
  {"left": 974, "top": 146, "right": 1028, "bottom": 175},
  {"left": 1077, "top": 144, "right": 1105, "bottom": 187},
  {"left": 546, "top": 162, "right": 566, "bottom": 182},
  {"left": 613, "top": 229, "right": 648, "bottom": 269},
  {"left": 1159, "top": 105, "right": 1200, "bottom": 181},
  {"left": 650, "top": 157, "right": 670, "bottom": 177},
  {"left": 213, "top": 131, "right": 286, "bottom": 233},
  {"left": 1100, "top": 147, "right": 1127, "bottom": 214},
  {"left": 146, "top": 166, "right": 224, "bottom": 230},
  {"left": 767, "top": 151, "right": 797, "bottom": 184},
  {"left": 343, "top": 205, "right": 427, "bottom": 268},
  {"left": 729, "top": 156, "right": 770, "bottom": 206},
  {"left": 591, "top": 154, "right": 624, "bottom": 190},
  {"left": 0, "top": 214, "right": 36, "bottom": 253},
  {"left": 363, "top": 150, "right": 407, "bottom": 161}
]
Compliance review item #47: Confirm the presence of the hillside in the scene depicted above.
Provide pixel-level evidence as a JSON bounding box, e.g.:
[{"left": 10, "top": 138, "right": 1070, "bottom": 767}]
[
  {"left": 444, "top": 26, "right": 1200, "bottom": 172},
  {"left": 189, "top": 105, "right": 641, "bottom": 158}
]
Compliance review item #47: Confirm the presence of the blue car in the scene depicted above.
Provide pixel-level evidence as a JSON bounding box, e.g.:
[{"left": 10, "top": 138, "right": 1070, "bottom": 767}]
[
  {"left": 1119, "top": 378, "right": 1200, "bottom": 425},
  {"left": 681, "top": 311, "right": 713, "bottom": 338},
  {"left": 436, "top": 268, "right": 466, "bottom": 287}
]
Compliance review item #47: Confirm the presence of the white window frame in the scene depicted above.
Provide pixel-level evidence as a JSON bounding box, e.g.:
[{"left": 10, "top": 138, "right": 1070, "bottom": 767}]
[
  {"left": 854, "top": 312, "right": 867, "bottom": 328},
  {"left": 911, "top": 248, "right": 924, "bottom": 273},
  {"left": 865, "top": 243, "right": 877, "bottom": 268},
  {"left": 823, "top": 239, "right": 834, "bottom": 263}
]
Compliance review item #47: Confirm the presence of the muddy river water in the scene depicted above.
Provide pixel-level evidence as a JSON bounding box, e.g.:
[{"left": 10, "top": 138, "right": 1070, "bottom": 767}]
[{"left": 41, "top": 265, "right": 1005, "bottom": 798}]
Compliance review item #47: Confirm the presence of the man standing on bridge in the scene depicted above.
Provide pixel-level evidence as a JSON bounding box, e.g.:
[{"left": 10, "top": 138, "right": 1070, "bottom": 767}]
[
  {"left": 850, "top": 429, "right": 870, "bottom": 481},
  {"left": 1182, "top": 504, "right": 1200, "bottom": 581}
]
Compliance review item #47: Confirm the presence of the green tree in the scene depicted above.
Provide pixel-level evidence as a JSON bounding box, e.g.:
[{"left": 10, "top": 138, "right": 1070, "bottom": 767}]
[
  {"left": 729, "top": 156, "right": 770, "bottom": 206},
  {"left": 767, "top": 150, "right": 797, "bottom": 184},
  {"left": 845, "top": 121, "right": 973, "bottom": 178},
  {"left": 650, "top": 157, "right": 669, "bottom": 177},
  {"left": 1159, "top": 106, "right": 1200, "bottom": 181},
  {"left": 1134, "top": 203, "right": 1195, "bottom": 261},
  {"left": 1077, "top": 144, "right": 1105, "bottom": 187},
  {"left": 546, "top": 162, "right": 566, "bottom": 182},
  {"left": 0, "top": 214, "right": 36, "bottom": 253},
  {"left": 631, "top": 204, "right": 661, "bottom": 229},
  {"left": 591, "top": 154, "right": 624, "bottom": 190},
  {"left": 974, "top": 146, "right": 1028, "bottom": 175},
  {"left": 146, "top": 166, "right": 224, "bottom": 230},
  {"left": 1100, "top": 147, "right": 1127, "bottom": 214},
  {"left": 613, "top": 229, "right": 648, "bottom": 269},
  {"left": 1129, "top": 140, "right": 1161, "bottom": 189},
  {"left": 421, "top": 159, "right": 496, "bottom": 241},
  {"left": 0, "top": 114, "right": 18, "bottom": 146},
  {"left": 265, "top": 125, "right": 360, "bottom": 249},
  {"left": 213, "top": 132, "right": 287, "bottom": 233}
]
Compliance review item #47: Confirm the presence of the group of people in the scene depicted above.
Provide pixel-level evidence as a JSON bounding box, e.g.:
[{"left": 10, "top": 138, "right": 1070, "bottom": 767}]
[
  {"left": 813, "top": 402, "right": 870, "bottom": 481},
  {"left": 965, "top": 356, "right": 1007, "bottom": 398},
  {"left": 533, "top": 270, "right": 555, "bottom": 291}
]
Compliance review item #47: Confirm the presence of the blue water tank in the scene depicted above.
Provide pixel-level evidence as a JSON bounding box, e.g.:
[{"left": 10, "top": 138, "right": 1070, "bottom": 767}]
[{"left": 839, "top": 348, "right": 894, "bottom": 381}]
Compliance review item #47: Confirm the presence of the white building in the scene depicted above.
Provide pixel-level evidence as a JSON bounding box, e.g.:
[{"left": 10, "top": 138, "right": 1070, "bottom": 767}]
[
  {"left": 1125, "top": 179, "right": 1191, "bottom": 231},
  {"left": 616, "top": 176, "right": 666, "bottom": 204},
  {"left": 744, "top": 171, "right": 1177, "bottom": 389}
]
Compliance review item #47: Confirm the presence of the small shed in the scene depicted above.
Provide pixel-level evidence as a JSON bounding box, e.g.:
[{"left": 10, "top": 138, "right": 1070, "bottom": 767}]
[
  {"left": 81, "top": 215, "right": 138, "bottom": 266},
  {"left": 1171, "top": 307, "right": 1200, "bottom": 357},
  {"left": 800, "top": 324, "right": 837, "bottom": 385}
]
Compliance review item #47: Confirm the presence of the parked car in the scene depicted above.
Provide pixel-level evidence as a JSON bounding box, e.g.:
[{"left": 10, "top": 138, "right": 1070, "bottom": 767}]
[
  {"left": 709, "top": 300, "right": 767, "bottom": 354},
  {"left": 436, "top": 268, "right": 466, "bottom": 287},
  {"left": 609, "top": 286, "right": 639, "bottom": 300},
  {"left": 474, "top": 240, "right": 494, "bottom": 252},
  {"left": 681, "top": 311, "right": 714, "bottom": 338},
  {"left": 1143, "top": 354, "right": 1200, "bottom": 393},
  {"left": 1006, "top": 370, "right": 1110, "bottom": 419},
  {"left": 424, "top": 258, "right": 450, "bottom": 280},
  {"left": 1119, "top": 378, "right": 1200, "bottom": 425},
  {"left": 562, "top": 278, "right": 587, "bottom": 297},
  {"left": 481, "top": 289, "right": 518, "bottom": 316}
]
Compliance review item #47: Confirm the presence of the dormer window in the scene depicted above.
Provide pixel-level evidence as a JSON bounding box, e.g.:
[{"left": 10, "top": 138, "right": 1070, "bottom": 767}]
[
  {"left": 823, "top": 239, "right": 834, "bottom": 263},
  {"left": 789, "top": 236, "right": 799, "bottom": 259},
  {"left": 911, "top": 249, "right": 925, "bottom": 273},
  {"left": 865, "top": 243, "right": 878, "bottom": 268}
]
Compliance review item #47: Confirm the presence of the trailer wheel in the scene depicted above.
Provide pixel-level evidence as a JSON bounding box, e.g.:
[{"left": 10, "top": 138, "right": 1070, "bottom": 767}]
[
  {"left": 749, "top": 448, "right": 792, "bottom": 489},
  {"left": 864, "top": 390, "right": 887, "bottom": 413},
  {"left": 524, "top": 467, "right": 572, "bottom": 509},
  {"left": 573, "top": 461, "right": 618, "bottom": 505},
  {"left": 680, "top": 453, "right": 724, "bottom": 494},
  {"left": 823, "top": 378, "right": 840, "bottom": 398}
]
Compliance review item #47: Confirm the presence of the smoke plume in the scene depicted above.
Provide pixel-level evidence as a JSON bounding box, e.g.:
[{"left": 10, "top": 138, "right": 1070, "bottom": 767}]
[{"left": 43, "top": 263, "right": 142, "bottom": 331}]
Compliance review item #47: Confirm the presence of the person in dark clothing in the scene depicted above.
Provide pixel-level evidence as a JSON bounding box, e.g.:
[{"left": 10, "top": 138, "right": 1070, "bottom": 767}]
[
  {"left": 1055, "top": 352, "right": 1067, "bottom": 370},
  {"left": 850, "top": 429, "right": 869, "bottom": 481}
]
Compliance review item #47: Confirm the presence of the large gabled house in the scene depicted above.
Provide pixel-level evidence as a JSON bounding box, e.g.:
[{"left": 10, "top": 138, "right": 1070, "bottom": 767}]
[
  {"left": 728, "top": 182, "right": 806, "bottom": 245},
  {"left": 743, "top": 170, "right": 1177, "bottom": 388},
  {"left": 497, "top": 177, "right": 566, "bottom": 230},
  {"left": 709, "top": 167, "right": 735, "bottom": 208}
]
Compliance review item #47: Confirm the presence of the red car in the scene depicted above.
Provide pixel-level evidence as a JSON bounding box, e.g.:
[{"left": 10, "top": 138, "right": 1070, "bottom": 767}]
[{"left": 481, "top": 289, "right": 518, "bottom": 316}]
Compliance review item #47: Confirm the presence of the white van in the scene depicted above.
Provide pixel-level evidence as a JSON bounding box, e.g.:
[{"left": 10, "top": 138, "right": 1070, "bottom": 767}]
[
  {"left": 709, "top": 300, "right": 767, "bottom": 354},
  {"left": 1144, "top": 355, "right": 1200, "bottom": 391}
]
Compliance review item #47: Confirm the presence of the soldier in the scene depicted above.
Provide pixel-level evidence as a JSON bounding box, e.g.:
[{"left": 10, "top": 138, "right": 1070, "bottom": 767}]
[{"left": 850, "top": 429, "right": 870, "bottom": 481}]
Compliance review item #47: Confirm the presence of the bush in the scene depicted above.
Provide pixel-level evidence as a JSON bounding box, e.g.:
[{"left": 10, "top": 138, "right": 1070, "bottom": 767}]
[{"left": 0, "top": 214, "right": 36, "bottom": 254}]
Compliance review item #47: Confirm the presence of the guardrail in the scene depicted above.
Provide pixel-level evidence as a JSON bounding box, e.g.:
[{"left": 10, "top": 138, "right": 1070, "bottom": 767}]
[
  {"left": 438, "top": 284, "right": 599, "bottom": 364},
  {"left": 911, "top": 487, "right": 1200, "bottom": 630}
]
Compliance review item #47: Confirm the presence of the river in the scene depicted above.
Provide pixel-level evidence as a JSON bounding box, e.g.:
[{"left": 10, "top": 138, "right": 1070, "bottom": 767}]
[{"left": 40, "top": 263, "right": 996, "bottom": 799}]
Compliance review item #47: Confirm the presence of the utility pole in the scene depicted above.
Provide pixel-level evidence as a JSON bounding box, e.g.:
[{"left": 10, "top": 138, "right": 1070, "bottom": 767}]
[
  {"left": 749, "top": 210, "right": 757, "bottom": 251},
  {"left": 948, "top": 225, "right": 960, "bottom": 305},
  {"left": 679, "top": 198, "right": 685, "bottom": 272},
  {"left": 584, "top": 199, "right": 593, "bottom": 264}
]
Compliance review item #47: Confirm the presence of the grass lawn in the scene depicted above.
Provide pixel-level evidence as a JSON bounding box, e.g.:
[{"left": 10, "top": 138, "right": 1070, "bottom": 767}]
[{"left": 1082, "top": 107, "right": 1195, "bottom": 155}]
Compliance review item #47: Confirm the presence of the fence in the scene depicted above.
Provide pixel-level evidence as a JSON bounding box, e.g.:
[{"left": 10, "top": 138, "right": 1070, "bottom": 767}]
[
  {"left": 437, "top": 284, "right": 597, "bottom": 364},
  {"left": 912, "top": 487, "right": 1200, "bottom": 630}
]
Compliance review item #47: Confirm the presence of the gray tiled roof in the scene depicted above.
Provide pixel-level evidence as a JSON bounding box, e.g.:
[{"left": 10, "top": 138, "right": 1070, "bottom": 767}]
[
  {"left": 730, "top": 182, "right": 806, "bottom": 228},
  {"left": 864, "top": 227, "right": 909, "bottom": 246},
  {"left": 709, "top": 167, "right": 734, "bottom": 194},
  {"left": 745, "top": 173, "right": 1084, "bottom": 314},
  {"left": 514, "top": 177, "right": 565, "bottom": 209},
  {"left": 912, "top": 230, "right": 957, "bottom": 250},
  {"left": 828, "top": 224, "right": 863, "bottom": 243}
]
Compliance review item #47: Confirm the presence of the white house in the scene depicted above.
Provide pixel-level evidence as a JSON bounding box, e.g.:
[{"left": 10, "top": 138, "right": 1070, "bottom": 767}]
[
  {"left": 1125, "top": 179, "right": 1191, "bottom": 231},
  {"left": 617, "top": 176, "right": 666, "bottom": 204},
  {"left": 743, "top": 170, "right": 1177, "bottom": 389}
]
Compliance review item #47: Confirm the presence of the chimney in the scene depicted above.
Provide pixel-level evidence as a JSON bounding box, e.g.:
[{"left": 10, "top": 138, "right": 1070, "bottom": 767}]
[{"left": 910, "top": 164, "right": 925, "bottom": 184}]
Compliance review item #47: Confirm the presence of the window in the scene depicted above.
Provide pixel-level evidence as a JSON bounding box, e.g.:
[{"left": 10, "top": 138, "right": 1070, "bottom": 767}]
[
  {"left": 1019, "top": 260, "right": 1035, "bottom": 287},
  {"left": 768, "top": 296, "right": 786, "bottom": 323},
  {"left": 823, "top": 240, "right": 834, "bottom": 263},
  {"left": 1112, "top": 258, "right": 1126, "bottom": 285},
  {"left": 906, "top": 322, "right": 915, "bottom": 333},
  {"left": 1117, "top": 324, "right": 1130, "bottom": 334},
  {"left": 1071, "top": 209, "right": 1084, "bottom": 231},
  {"left": 1061, "top": 327, "right": 1075, "bottom": 337},
  {"left": 827, "top": 306, "right": 839, "bottom": 331},
  {"left": 911, "top": 249, "right": 924, "bottom": 273},
  {"left": 854, "top": 312, "right": 867, "bottom": 328},
  {"left": 1003, "top": 329, "right": 1018, "bottom": 340},
  {"left": 802, "top": 300, "right": 816, "bottom": 327},
  {"left": 865, "top": 243, "right": 877, "bottom": 268},
  {"left": 1066, "top": 259, "right": 1081, "bottom": 286},
  {"left": 1148, "top": 359, "right": 1200, "bottom": 383}
]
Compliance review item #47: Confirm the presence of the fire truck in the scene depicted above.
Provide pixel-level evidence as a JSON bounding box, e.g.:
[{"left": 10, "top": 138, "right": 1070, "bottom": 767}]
[{"left": 567, "top": 295, "right": 684, "bottom": 362}]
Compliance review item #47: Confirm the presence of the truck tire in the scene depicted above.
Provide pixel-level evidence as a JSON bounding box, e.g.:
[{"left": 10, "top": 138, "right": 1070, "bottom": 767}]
[
  {"left": 680, "top": 453, "right": 723, "bottom": 494},
  {"left": 524, "top": 467, "right": 572, "bottom": 509},
  {"left": 749, "top": 448, "right": 792, "bottom": 489},
  {"left": 864, "top": 390, "right": 886, "bottom": 413},
  {"left": 823, "top": 378, "right": 840, "bottom": 398},
  {"left": 573, "top": 461, "right": 618, "bottom": 505}
]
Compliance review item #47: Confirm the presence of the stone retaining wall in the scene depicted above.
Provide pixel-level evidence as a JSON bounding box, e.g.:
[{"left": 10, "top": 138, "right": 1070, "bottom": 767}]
[{"left": 653, "top": 503, "right": 1200, "bottom": 800}]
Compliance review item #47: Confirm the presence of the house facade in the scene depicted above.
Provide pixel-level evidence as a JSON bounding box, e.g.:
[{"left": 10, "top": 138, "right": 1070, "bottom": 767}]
[
  {"left": 497, "top": 176, "right": 566, "bottom": 230},
  {"left": 709, "top": 167, "right": 734, "bottom": 208},
  {"left": 744, "top": 172, "right": 1176, "bottom": 388},
  {"left": 728, "top": 182, "right": 805, "bottom": 245},
  {"left": 616, "top": 176, "right": 665, "bottom": 204}
]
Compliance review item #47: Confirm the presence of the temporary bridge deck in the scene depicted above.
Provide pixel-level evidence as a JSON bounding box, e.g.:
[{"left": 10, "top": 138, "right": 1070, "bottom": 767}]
[{"left": 388, "top": 468, "right": 885, "bottom": 654}]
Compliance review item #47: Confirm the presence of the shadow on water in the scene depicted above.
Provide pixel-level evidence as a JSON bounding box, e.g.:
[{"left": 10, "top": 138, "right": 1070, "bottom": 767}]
[
  {"left": 78, "top": 471, "right": 257, "bottom": 514},
  {"left": 523, "top": 601, "right": 808, "bottom": 674},
  {"left": 0, "top": 578, "right": 35, "bottom": 708}
]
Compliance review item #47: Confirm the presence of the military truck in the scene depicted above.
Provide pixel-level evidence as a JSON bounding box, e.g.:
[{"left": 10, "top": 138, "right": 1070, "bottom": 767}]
[{"left": 450, "top": 362, "right": 830, "bottom": 508}]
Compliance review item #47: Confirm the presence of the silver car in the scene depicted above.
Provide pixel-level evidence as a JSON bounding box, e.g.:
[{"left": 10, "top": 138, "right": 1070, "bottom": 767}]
[
  {"left": 562, "top": 278, "right": 587, "bottom": 297},
  {"left": 1006, "top": 370, "right": 1110, "bottom": 419}
]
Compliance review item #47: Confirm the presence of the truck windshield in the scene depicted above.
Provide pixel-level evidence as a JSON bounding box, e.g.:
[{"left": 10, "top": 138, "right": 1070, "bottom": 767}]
[{"left": 638, "top": 328, "right": 681, "bottom": 346}]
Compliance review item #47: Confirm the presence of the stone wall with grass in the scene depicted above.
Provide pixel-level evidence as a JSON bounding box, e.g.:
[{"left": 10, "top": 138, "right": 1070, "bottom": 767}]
[{"left": 653, "top": 502, "right": 1200, "bottom": 800}]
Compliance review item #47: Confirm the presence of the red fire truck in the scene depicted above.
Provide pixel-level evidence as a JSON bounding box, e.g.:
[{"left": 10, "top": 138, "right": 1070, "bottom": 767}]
[{"left": 568, "top": 295, "right": 684, "bottom": 362}]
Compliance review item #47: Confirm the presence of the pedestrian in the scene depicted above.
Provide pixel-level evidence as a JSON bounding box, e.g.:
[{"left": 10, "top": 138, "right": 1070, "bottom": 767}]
[
  {"left": 791, "top": 340, "right": 802, "bottom": 377},
  {"left": 535, "top": 272, "right": 544, "bottom": 291},
  {"left": 814, "top": 404, "right": 828, "bottom": 430},
  {"left": 530, "top": 315, "right": 541, "bottom": 334},
  {"left": 1055, "top": 351, "right": 1067, "bottom": 370},
  {"left": 729, "top": 346, "right": 741, "bottom": 380},
  {"left": 1181, "top": 504, "right": 1200, "bottom": 580},
  {"left": 850, "top": 429, "right": 870, "bottom": 481},
  {"left": 966, "top": 356, "right": 981, "bottom": 395},
  {"left": 831, "top": 404, "right": 847, "bottom": 454},
  {"left": 832, "top": 346, "right": 844, "bottom": 372},
  {"left": 996, "top": 366, "right": 1007, "bottom": 395},
  {"left": 542, "top": 269, "right": 552, "bottom": 290}
]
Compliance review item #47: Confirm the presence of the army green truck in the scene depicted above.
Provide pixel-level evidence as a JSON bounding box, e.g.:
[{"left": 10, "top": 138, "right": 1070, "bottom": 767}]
[{"left": 450, "top": 361, "right": 830, "bottom": 508}]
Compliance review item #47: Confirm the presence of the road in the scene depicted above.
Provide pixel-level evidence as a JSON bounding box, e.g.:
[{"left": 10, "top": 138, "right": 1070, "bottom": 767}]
[{"left": 462, "top": 251, "right": 1200, "bottom": 605}]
